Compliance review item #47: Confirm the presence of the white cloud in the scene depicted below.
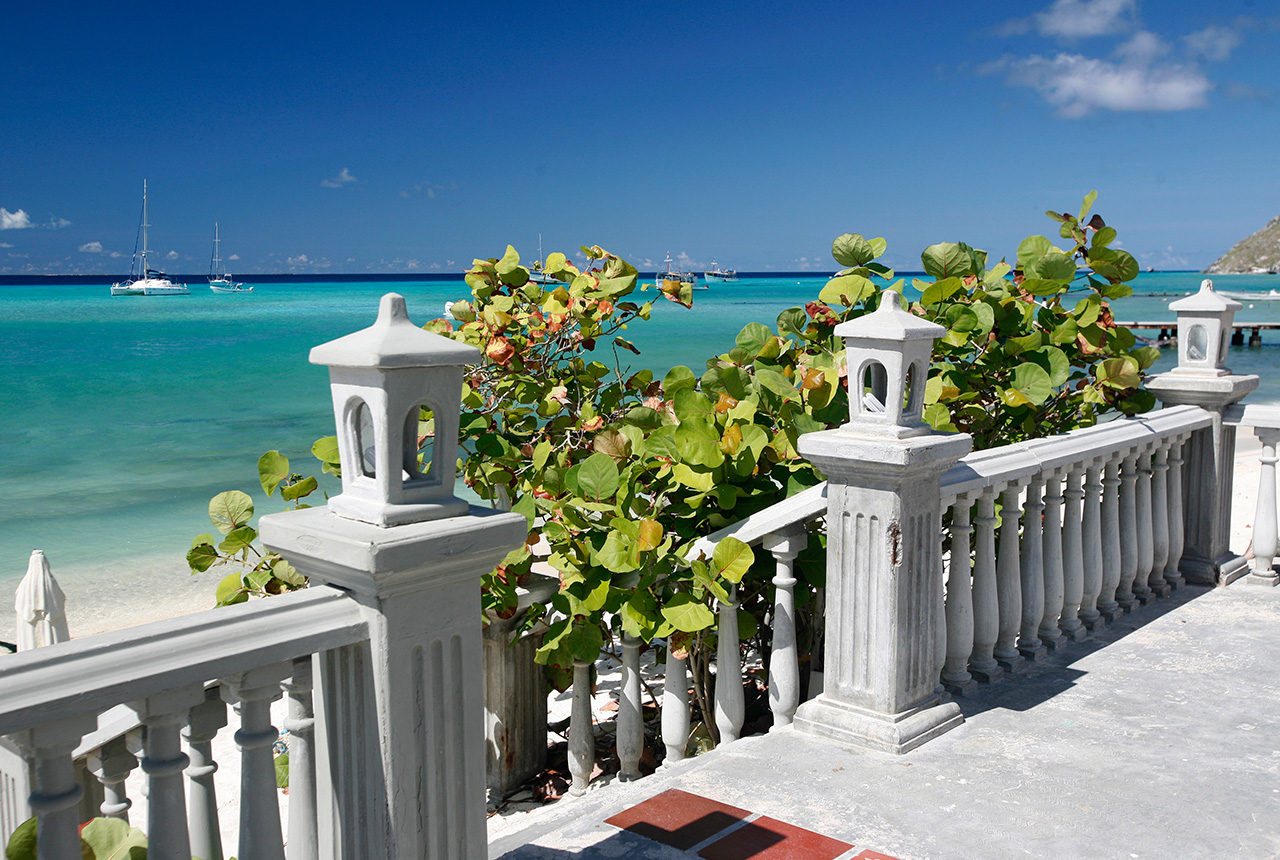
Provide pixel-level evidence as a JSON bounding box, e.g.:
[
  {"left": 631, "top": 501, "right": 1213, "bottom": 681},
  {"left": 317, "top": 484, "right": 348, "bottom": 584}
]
[
  {"left": 78, "top": 241, "right": 104, "bottom": 253},
  {"left": 288, "top": 254, "right": 310, "bottom": 265},
  {"left": 1183, "top": 25, "right": 1241, "bottom": 62},
  {"left": 1113, "top": 31, "right": 1169, "bottom": 65},
  {"left": 166, "top": 250, "right": 179, "bottom": 260},
  {"left": 109, "top": 251, "right": 123, "bottom": 258},
  {"left": 0, "top": 242, "right": 11, "bottom": 248},
  {"left": 321, "top": 168, "right": 357, "bottom": 188},
  {"left": 48, "top": 217, "right": 71, "bottom": 229},
  {"left": 988, "top": 49, "right": 1211, "bottom": 117},
  {"left": 228, "top": 253, "right": 240, "bottom": 260},
  {"left": 0, "top": 208, "right": 32, "bottom": 230},
  {"left": 1002, "top": 0, "right": 1137, "bottom": 39}
]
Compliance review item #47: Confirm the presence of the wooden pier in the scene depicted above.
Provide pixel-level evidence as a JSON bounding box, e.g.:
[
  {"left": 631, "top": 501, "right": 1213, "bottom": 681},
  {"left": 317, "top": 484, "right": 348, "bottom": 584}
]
[{"left": 1119, "top": 321, "right": 1280, "bottom": 347}]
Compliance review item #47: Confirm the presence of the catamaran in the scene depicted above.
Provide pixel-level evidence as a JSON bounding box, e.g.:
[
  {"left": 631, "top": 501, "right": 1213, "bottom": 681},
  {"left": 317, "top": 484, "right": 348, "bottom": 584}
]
[
  {"left": 110, "top": 181, "right": 189, "bottom": 296},
  {"left": 208, "top": 222, "right": 251, "bottom": 293}
]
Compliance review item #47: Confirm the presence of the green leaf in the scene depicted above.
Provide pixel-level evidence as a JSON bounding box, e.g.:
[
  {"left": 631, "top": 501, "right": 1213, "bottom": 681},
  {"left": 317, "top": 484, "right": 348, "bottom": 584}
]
[
  {"left": 1021, "top": 278, "right": 1067, "bottom": 297},
  {"left": 673, "top": 388, "right": 715, "bottom": 423},
  {"left": 563, "top": 620, "right": 604, "bottom": 661},
  {"left": 187, "top": 537, "right": 219, "bottom": 573},
  {"left": 711, "top": 537, "right": 754, "bottom": 584},
  {"left": 755, "top": 368, "right": 800, "bottom": 403},
  {"left": 216, "top": 572, "right": 248, "bottom": 606},
  {"left": 280, "top": 475, "right": 318, "bottom": 502},
  {"left": 258, "top": 451, "right": 289, "bottom": 497},
  {"left": 311, "top": 435, "right": 340, "bottom": 469},
  {"left": 672, "top": 463, "right": 715, "bottom": 491},
  {"left": 818, "top": 274, "right": 874, "bottom": 307},
  {"left": 1025, "top": 252, "right": 1076, "bottom": 282},
  {"left": 777, "top": 307, "right": 807, "bottom": 339},
  {"left": 832, "top": 233, "right": 875, "bottom": 267},
  {"left": 79, "top": 818, "right": 145, "bottom": 860},
  {"left": 661, "top": 593, "right": 717, "bottom": 633},
  {"left": 272, "top": 558, "right": 307, "bottom": 587},
  {"left": 218, "top": 526, "right": 257, "bottom": 554},
  {"left": 275, "top": 752, "right": 290, "bottom": 789},
  {"left": 921, "top": 243, "right": 972, "bottom": 279},
  {"left": 595, "top": 528, "right": 640, "bottom": 573},
  {"left": 1016, "top": 235, "right": 1054, "bottom": 269},
  {"left": 574, "top": 452, "right": 620, "bottom": 503},
  {"left": 735, "top": 322, "right": 774, "bottom": 356},
  {"left": 1010, "top": 362, "right": 1053, "bottom": 405},
  {"left": 5, "top": 817, "right": 37, "bottom": 860},
  {"left": 663, "top": 365, "right": 696, "bottom": 394},
  {"left": 1096, "top": 356, "right": 1141, "bottom": 390},
  {"left": 1091, "top": 226, "right": 1117, "bottom": 248},
  {"left": 1078, "top": 190, "right": 1098, "bottom": 223},
  {"left": 919, "top": 277, "right": 965, "bottom": 307},
  {"left": 209, "top": 491, "right": 254, "bottom": 535}
]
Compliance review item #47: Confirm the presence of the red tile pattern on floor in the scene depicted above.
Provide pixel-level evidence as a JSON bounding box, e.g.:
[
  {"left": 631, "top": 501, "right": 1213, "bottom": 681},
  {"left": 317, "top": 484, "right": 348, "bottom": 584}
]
[
  {"left": 696, "top": 815, "right": 852, "bottom": 860},
  {"left": 605, "top": 788, "right": 752, "bottom": 850}
]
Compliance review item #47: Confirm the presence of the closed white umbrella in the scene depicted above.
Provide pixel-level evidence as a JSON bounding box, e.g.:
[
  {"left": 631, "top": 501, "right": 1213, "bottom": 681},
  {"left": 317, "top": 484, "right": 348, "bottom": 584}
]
[{"left": 15, "top": 550, "right": 69, "bottom": 650}]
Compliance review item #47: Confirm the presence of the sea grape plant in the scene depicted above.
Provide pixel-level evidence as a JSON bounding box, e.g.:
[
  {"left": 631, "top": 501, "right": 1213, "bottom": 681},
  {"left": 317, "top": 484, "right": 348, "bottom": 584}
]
[{"left": 188, "top": 192, "right": 1155, "bottom": 748}]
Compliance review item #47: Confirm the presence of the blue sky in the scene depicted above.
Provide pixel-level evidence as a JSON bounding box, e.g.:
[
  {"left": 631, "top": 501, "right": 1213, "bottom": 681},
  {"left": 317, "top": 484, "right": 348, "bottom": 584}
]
[{"left": 2, "top": 0, "right": 1277, "bottom": 275}]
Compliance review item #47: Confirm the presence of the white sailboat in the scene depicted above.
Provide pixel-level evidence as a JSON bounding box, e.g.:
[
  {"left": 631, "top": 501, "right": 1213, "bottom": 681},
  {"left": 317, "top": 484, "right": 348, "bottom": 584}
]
[
  {"left": 208, "top": 222, "right": 251, "bottom": 293},
  {"left": 110, "top": 180, "right": 189, "bottom": 296}
]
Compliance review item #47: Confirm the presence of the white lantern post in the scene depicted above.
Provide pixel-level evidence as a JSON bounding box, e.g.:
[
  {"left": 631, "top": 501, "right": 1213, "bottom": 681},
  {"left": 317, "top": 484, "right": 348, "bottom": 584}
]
[
  {"left": 794, "top": 290, "right": 972, "bottom": 753},
  {"left": 1168, "top": 279, "right": 1240, "bottom": 377}
]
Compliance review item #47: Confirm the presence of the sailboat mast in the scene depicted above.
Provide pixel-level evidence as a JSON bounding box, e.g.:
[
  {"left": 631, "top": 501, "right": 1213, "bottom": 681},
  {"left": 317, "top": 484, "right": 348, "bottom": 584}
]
[{"left": 140, "top": 179, "right": 149, "bottom": 276}]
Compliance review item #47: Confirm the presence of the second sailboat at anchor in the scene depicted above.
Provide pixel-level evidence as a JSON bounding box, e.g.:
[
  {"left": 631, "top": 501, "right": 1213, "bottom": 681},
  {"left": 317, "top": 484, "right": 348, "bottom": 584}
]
[{"left": 208, "top": 222, "right": 251, "bottom": 293}]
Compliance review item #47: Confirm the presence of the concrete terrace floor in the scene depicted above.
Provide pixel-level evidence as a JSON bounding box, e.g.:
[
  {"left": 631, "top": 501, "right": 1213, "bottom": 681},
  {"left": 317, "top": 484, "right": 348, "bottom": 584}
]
[{"left": 489, "top": 578, "right": 1280, "bottom": 860}]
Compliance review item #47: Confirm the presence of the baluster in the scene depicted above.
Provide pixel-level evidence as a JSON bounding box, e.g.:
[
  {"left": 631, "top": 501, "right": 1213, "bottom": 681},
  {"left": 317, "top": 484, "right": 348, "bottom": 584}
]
[
  {"left": 995, "top": 485, "right": 1026, "bottom": 673},
  {"left": 86, "top": 736, "right": 137, "bottom": 821},
  {"left": 1165, "top": 436, "right": 1187, "bottom": 589},
  {"left": 762, "top": 528, "right": 805, "bottom": 728},
  {"left": 969, "top": 490, "right": 1003, "bottom": 682},
  {"left": 942, "top": 497, "right": 976, "bottom": 695},
  {"left": 1097, "top": 457, "right": 1124, "bottom": 622},
  {"left": 139, "top": 685, "right": 205, "bottom": 860},
  {"left": 617, "top": 634, "right": 643, "bottom": 781},
  {"left": 661, "top": 648, "right": 690, "bottom": 763},
  {"left": 1117, "top": 453, "right": 1140, "bottom": 611},
  {"left": 1148, "top": 443, "right": 1172, "bottom": 598},
  {"left": 1249, "top": 427, "right": 1280, "bottom": 586},
  {"left": 934, "top": 510, "right": 948, "bottom": 698},
  {"left": 283, "top": 657, "right": 318, "bottom": 860},
  {"left": 1134, "top": 448, "right": 1155, "bottom": 604},
  {"left": 1059, "top": 466, "right": 1087, "bottom": 641},
  {"left": 568, "top": 659, "right": 593, "bottom": 795},
  {"left": 1080, "top": 461, "right": 1104, "bottom": 630},
  {"left": 184, "top": 687, "right": 226, "bottom": 860},
  {"left": 18, "top": 715, "right": 95, "bottom": 860},
  {"left": 715, "top": 589, "right": 744, "bottom": 745},
  {"left": 223, "top": 665, "right": 289, "bottom": 860},
  {"left": 1018, "top": 476, "right": 1047, "bottom": 661},
  {"left": 1039, "top": 472, "right": 1068, "bottom": 649}
]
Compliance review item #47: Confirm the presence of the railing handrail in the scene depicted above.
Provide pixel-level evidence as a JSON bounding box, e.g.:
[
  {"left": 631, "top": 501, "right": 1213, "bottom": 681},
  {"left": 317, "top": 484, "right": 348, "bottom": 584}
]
[
  {"left": 686, "top": 405, "right": 1215, "bottom": 555},
  {"left": 0, "top": 586, "right": 367, "bottom": 736},
  {"left": 1224, "top": 402, "right": 1280, "bottom": 427},
  {"left": 690, "top": 481, "right": 828, "bottom": 556},
  {"left": 943, "top": 404, "right": 1213, "bottom": 500}
]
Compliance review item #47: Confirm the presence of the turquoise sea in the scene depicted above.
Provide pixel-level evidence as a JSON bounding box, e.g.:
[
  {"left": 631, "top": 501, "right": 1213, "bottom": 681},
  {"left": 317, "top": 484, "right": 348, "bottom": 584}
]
[{"left": 2, "top": 272, "right": 1279, "bottom": 640}]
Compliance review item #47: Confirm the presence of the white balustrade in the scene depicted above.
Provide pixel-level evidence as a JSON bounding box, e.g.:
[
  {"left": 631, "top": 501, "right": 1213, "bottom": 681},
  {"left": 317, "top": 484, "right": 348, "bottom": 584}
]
[
  {"left": 183, "top": 688, "right": 226, "bottom": 860},
  {"left": 1079, "top": 461, "right": 1104, "bottom": 630},
  {"left": 617, "top": 634, "right": 643, "bottom": 781},
  {"left": 282, "top": 657, "right": 317, "bottom": 860},
  {"left": 1018, "top": 477, "right": 1047, "bottom": 661},
  {"left": 994, "top": 485, "right": 1026, "bottom": 673},
  {"left": 1059, "top": 467, "right": 1087, "bottom": 642},
  {"left": 1118, "top": 453, "right": 1140, "bottom": 610},
  {"left": 942, "top": 497, "right": 976, "bottom": 695},
  {"left": 86, "top": 735, "right": 136, "bottom": 822},
  {"left": 138, "top": 686, "right": 205, "bottom": 860},
  {"left": 714, "top": 591, "right": 744, "bottom": 745},
  {"left": 969, "top": 490, "right": 1002, "bottom": 682},
  {"left": 1223, "top": 403, "right": 1280, "bottom": 587},
  {"left": 1134, "top": 449, "right": 1156, "bottom": 603},
  {"left": 762, "top": 528, "right": 806, "bottom": 728},
  {"left": 1149, "top": 443, "right": 1172, "bottom": 597},
  {"left": 1039, "top": 472, "right": 1067, "bottom": 649},
  {"left": 1164, "top": 436, "right": 1187, "bottom": 589},
  {"left": 661, "top": 650, "right": 690, "bottom": 763},
  {"left": 568, "top": 660, "right": 593, "bottom": 796},
  {"left": 1097, "top": 457, "right": 1124, "bottom": 621}
]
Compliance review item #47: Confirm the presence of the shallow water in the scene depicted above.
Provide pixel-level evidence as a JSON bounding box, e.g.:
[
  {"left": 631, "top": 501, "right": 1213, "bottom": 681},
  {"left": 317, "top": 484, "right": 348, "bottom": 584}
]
[{"left": 1, "top": 272, "right": 1277, "bottom": 640}]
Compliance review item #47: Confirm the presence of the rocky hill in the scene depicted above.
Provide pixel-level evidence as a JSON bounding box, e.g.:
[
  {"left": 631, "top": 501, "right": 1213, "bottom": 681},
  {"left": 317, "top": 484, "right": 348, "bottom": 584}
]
[{"left": 1205, "top": 215, "right": 1280, "bottom": 274}]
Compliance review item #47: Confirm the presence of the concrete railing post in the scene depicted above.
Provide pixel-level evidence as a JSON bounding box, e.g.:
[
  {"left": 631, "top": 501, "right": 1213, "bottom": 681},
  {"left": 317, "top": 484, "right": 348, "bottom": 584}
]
[
  {"left": 260, "top": 293, "right": 527, "bottom": 859},
  {"left": 1147, "top": 279, "right": 1258, "bottom": 585},
  {"left": 792, "top": 291, "right": 972, "bottom": 754}
]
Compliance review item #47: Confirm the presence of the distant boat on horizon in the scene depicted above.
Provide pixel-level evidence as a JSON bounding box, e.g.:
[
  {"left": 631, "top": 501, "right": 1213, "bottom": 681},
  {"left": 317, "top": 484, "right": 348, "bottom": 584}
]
[
  {"left": 704, "top": 260, "right": 738, "bottom": 283},
  {"left": 208, "top": 223, "right": 251, "bottom": 293},
  {"left": 657, "top": 251, "right": 701, "bottom": 291},
  {"left": 110, "top": 181, "right": 189, "bottom": 297}
]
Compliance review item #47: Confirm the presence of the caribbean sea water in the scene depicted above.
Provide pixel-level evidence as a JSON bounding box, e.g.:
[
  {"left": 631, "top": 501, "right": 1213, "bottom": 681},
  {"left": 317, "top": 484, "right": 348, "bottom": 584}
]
[{"left": 1, "top": 272, "right": 1277, "bottom": 639}]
